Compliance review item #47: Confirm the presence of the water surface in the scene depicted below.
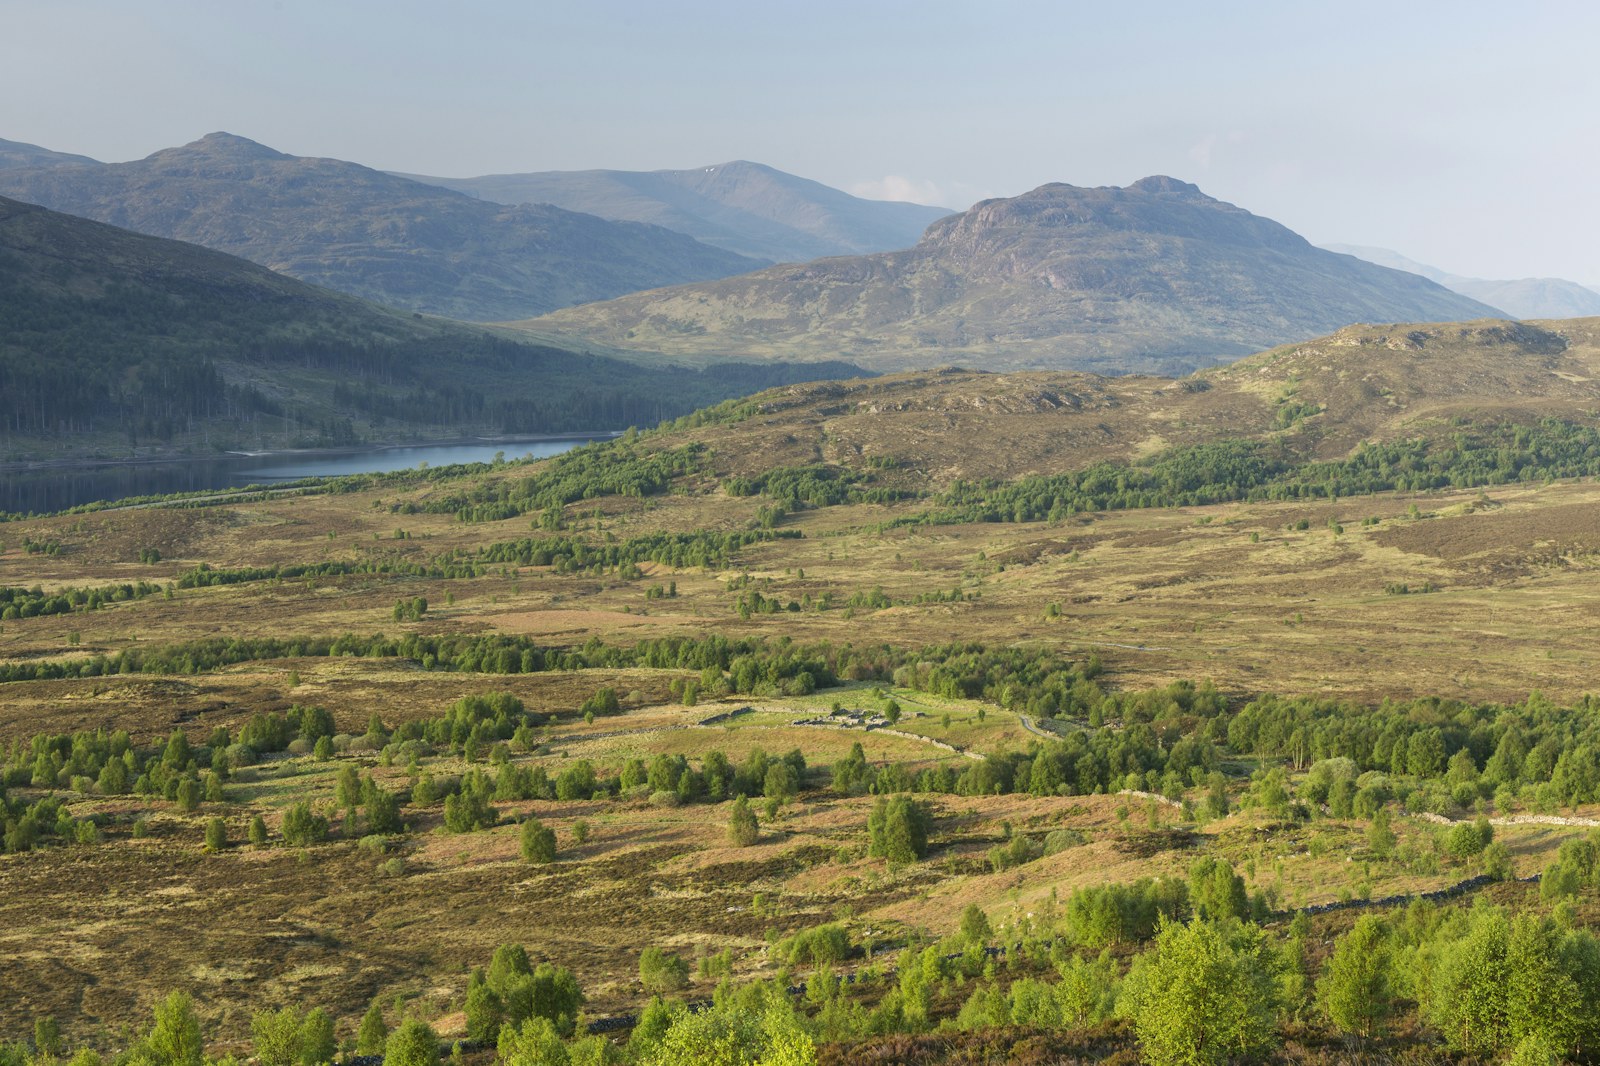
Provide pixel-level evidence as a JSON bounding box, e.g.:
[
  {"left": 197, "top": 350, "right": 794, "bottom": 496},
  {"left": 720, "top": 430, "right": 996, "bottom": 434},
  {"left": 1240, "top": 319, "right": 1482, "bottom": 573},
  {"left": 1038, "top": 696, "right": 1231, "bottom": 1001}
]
[{"left": 2, "top": 436, "right": 608, "bottom": 514}]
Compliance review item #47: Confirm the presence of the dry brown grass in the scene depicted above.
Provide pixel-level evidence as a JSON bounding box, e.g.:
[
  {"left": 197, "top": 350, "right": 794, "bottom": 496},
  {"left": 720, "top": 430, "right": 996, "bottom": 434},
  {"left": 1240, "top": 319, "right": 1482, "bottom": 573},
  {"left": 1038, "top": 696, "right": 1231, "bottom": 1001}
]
[{"left": 7, "top": 410, "right": 1600, "bottom": 1047}]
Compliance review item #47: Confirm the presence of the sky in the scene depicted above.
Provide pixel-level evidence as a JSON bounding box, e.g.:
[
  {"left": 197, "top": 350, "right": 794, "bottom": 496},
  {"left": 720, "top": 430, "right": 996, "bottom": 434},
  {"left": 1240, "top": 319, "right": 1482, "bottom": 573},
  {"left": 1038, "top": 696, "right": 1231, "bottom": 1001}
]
[{"left": 4, "top": 0, "right": 1597, "bottom": 282}]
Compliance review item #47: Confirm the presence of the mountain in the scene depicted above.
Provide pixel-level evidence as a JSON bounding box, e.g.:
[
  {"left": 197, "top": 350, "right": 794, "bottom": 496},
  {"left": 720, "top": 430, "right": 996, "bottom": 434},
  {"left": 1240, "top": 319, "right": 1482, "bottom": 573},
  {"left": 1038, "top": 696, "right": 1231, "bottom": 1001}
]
[
  {"left": 1323, "top": 244, "right": 1600, "bottom": 320},
  {"left": 394, "top": 160, "right": 953, "bottom": 263},
  {"left": 0, "top": 133, "right": 761, "bottom": 321},
  {"left": 514, "top": 177, "right": 1502, "bottom": 375},
  {"left": 642, "top": 317, "right": 1600, "bottom": 489},
  {"left": 0, "top": 195, "right": 861, "bottom": 461},
  {"left": 0, "top": 137, "right": 100, "bottom": 170}
]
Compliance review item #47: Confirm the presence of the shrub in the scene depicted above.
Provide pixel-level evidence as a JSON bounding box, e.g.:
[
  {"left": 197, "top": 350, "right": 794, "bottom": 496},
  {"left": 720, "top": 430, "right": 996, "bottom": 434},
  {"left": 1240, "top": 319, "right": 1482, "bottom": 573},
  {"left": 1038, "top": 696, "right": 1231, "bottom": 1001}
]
[
  {"left": 1120, "top": 919, "right": 1278, "bottom": 1066},
  {"left": 383, "top": 1019, "right": 438, "bottom": 1066},
  {"left": 520, "top": 819, "right": 556, "bottom": 865},
  {"left": 727, "top": 795, "right": 759, "bottom": 847},
  {"left": 356, "top": 1001, "right": 388, "bottom": 1056},
  {"left": 866, "top": 794, "right": 931, "bottom": 865},
  {"left": 282, "top": 802, "right": 329, "bottom": 847},
  {"left": 780, "top": 923, "right": 850, "bottom": 967},
  {"left": 639, "top": 947, "right": 690, "bottom": 994}
]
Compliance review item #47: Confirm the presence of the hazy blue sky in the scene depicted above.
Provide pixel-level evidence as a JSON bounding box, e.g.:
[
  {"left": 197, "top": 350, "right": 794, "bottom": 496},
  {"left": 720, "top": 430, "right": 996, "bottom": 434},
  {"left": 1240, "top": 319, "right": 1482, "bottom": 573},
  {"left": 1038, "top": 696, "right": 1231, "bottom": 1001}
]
[{"left": 5, "top": 0, "right": 1597, "bottom": 281}]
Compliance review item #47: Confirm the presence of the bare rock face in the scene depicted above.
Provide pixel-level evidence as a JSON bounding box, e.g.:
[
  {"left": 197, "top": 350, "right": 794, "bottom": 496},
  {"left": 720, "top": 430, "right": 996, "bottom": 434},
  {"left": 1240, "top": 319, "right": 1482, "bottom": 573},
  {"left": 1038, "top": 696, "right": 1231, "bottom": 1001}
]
[
  {"left": 0, "top": 132, "right": 760, "bottom": 321},
  {"left": 521, "top": 178, "right": 1502, "bottom": 375}
]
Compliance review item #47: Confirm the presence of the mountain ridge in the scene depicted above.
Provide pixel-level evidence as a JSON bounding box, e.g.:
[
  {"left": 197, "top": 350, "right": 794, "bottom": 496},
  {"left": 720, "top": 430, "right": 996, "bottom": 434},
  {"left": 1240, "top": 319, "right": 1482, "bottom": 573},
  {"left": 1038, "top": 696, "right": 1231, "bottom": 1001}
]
[
  {"left": 637, "top": 316, "right": 1600, "bottom": 489},
  {"left": 0, "top": 137, "right": 100, "bottom": 170},
  {"left": 1322, "top": 243, "right": 1600, "bottom": 320},
  {"left": 0, "top": 132, "right": 762, "bottom": 321},
  {"left": 0, "top": 194, "right": 861, "bottom": 461},
  {"left": 394, "top": 158, "right": 952, "bottom": 263},
  {"left": 513, "top": 177, "right": 1503, "bottom": 375}
]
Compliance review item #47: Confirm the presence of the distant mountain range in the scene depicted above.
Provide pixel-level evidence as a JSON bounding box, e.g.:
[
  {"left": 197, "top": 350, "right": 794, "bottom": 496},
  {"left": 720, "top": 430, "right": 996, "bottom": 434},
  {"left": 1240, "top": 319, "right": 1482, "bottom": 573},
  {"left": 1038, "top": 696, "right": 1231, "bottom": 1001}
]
[
  {"left": 1322, "top": 244, "right": 1600, "bottom": 320},
  {"left": 395, "top": 160, "right": 953, "bottom": 264},
  {"left": 516, "top": 177, "right": 1501, "bottom": 374},
  {"left": 0, "top": 195, "right": 862, "bottom": 460},
  {"left": 0, "top": 137, "right": 100, "bottom": 170},
  {"left": 0, "top": 133, "right": 761, "bottom": 321}
]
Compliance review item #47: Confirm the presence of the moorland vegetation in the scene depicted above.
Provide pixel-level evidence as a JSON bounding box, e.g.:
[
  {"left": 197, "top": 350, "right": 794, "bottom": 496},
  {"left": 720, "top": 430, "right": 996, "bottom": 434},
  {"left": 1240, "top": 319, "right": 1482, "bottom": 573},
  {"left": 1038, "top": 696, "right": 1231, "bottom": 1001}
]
[{"left": 4, "top": 319, "right": 1600, "bottom": 1064}]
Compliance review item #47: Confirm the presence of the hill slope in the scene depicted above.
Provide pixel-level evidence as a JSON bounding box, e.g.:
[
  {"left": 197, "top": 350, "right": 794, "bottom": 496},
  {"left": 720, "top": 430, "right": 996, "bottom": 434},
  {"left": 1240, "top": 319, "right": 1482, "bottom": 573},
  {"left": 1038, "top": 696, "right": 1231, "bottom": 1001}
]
[
  {"left": 396, "top": 159, "right": 952, "bottom": 263},
  {"left": 0, "top": 137, "right": 100, "bottom": 170},
  {"left": 1324, "top": 243, "right": 1600, "bottom": 320},
  {"left": 516, "top": 177, "right": 1501, "bottom": 374},
  {"left": 0, "top": 196, "right": 860, "bottom": 460},
  {"left": 642, "top": 318, "right": 1600, "bottom": 488},
  {"left": 0, "top": 133, "right": 761, "bottom": 321}
]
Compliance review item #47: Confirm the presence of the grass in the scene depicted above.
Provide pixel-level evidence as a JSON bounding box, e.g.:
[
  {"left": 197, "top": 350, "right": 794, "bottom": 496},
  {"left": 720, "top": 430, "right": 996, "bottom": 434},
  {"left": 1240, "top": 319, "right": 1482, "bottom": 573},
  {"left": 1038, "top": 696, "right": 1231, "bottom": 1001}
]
[{"left": 3, "top": 430, "right": 1600, "bottom": 1048}]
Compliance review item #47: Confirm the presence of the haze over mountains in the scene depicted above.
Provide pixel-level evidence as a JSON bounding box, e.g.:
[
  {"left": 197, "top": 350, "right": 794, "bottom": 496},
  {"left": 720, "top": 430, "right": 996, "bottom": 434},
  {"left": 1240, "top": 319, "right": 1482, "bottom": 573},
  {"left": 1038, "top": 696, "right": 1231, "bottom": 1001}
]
[
  {"left": 0, "top": 195, "right": 860, "bottom": 459},
  {"left": 2, "top": 127, "right": 1578, "bottom": 460},
  {"left": 518, "top": 177, "right": 1499, "bottom": 375},
  {"left": 0, "top": 133, "right": 760, "bottom": 321},
  {"left": 396, "top": 160, "right": 953, "bottom": 264},
  {"left": 1323, "top": 243, "right": 1600, "bottom": 320},
  {"left": 0, "top": 137, "right": 99, "bottom": 170}
]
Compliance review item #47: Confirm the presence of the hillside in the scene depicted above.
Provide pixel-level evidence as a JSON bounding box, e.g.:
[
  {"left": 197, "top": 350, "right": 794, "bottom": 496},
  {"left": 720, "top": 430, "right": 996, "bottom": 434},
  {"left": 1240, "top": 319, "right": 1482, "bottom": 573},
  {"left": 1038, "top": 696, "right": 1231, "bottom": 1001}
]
[
  {"left": 0, "top": 133, "right": 761, "bottom": 321},
  {"left": 396, "top": 159, "right": 953, "bottom": 263},
  {"left": 0, "top": 196, "right": 861, "bottom": 460},
  {"left": 637, "top": 318, "right": 1600, "bottom": 488},
  {"left": 514, "top": 177, "right": 1502, "bottom": 375},
  {"left": 0, "top": 137, "right": 99, "bottom": 170},
  {"left": 1324, "top": 243, "right": 1600, "bottom": 319},
  {"left": 5, "top": 310, "right": 1600, "bottom": 1056}
]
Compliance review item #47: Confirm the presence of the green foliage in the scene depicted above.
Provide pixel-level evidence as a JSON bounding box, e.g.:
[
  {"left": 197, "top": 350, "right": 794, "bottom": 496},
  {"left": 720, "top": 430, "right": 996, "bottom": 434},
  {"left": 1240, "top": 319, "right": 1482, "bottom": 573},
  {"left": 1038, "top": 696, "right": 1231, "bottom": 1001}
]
[
  {"left": 1424, "top": 908, "right": 1600, "bottom": 1059},
  {"left": 282, "top": 802, "right": 329, "bottom": 847},
  {"left": 913, "top": 420, "right": 1600, "bottom": 525},
  {"left": 203, "top": 817, "right": 227, "bottom": 853},
  {"left": 762, "top": 761, "right": 799, "bottom": 801},
  {"left": 639, "top": 947, "right": 690, "bottom": 994},
  {"left": 481, "top": 528, "right": 797, "bottom": 575},
  {"left": 1541, "top": 830, "right": 1600, "bottom": 900},
  {"left": 472, "top": 945, "right": 585, "bottom": 1039},
  {"left": 723, "top": 463, "right": 910, "bottom": 508},
  {"left": 32, "top": 1018, "right": 61, "bottom": 1058},
  {"left": 644, "top": 988, "right": 815, "bottom": 1066},
  {"left": 383, "top": 1019, "right": 439, "bottom": 1066},
  {"left": 1119, "top": 919, "right": 1279, "bottom": 1066},
  {"left": 520, "top": 818, "right": 556, "bottom": 865},
  {"left": 443, "top": 770, "right": 498, "bottom": 832},
  {"left": 251, "top": 1007, "right": 305, "bottom": 1066},
  {"left": 299, "top": 1009, "right": 335, "bottom": 1066},
  {"left": 495, "top": 1017, "right": 568, "bottom": 1066},
  {"left": 428, "top": 443, "right": 707, "bottom": 523},
  {"left": 727, "top": 794, "right": 759, "bottom": 847},
  {"left": 1066, "top": 879, "right": 1189, "bottom": 948},
  {"left": 957, "top": 904, "right": 992, "bottom": 947},
  {"left": 778, "top": 924, "right": 850, "bottom": 968},
  {"left": 129, "top": 992, "right": 204, "bottom": 1066},
  {"left": 1367, "top": 808, "right": 1396, "bottom": 859},
  {"left": 1444, "top": 817, "right": 1492, "bottom": 859},
  {"left": 1187, "top": 857, "right": 1252, "bottom": 922},
  {"left": 1317, "top": 915, "right": 1392, "bottom": 1038},
  {"left": 866, "top": 794, "right": 930, "bottom": 865},
  {"left": 0, "top": 580, "right": 162, "bottom": 620},
  {"left": 357, "top": 1001, "right": 389, "bottom": 1056}
]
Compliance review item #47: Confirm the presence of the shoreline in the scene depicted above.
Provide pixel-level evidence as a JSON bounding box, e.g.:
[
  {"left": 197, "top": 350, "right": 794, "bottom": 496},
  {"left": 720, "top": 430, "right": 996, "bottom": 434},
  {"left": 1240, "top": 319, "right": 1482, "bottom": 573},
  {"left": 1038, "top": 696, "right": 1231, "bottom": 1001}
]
[{"left": 0, "top": 431, "right": 621, "bottom": 475}]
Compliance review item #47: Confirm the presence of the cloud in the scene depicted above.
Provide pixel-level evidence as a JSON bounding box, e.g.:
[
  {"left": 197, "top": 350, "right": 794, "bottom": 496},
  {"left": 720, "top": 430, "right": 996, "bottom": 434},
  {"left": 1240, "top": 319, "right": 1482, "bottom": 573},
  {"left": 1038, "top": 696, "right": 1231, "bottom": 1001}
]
[
  {"left": 1187, "top": 130, "right": 1247, "bottom": 170},
  {"left": 849, "top": 175, "right": 950, "bottom": 206}
]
